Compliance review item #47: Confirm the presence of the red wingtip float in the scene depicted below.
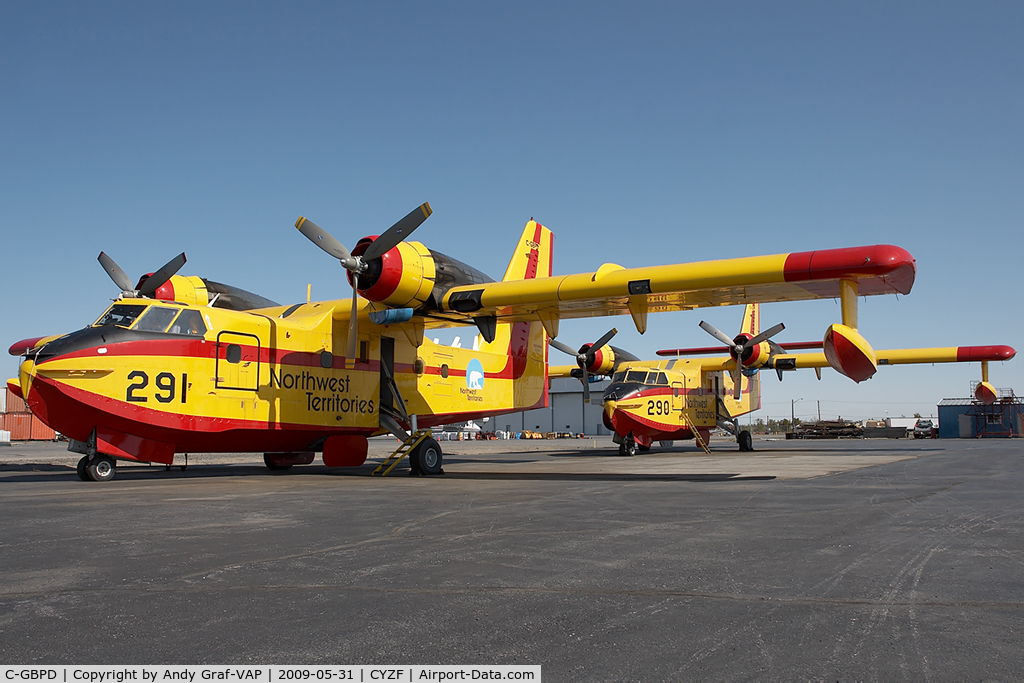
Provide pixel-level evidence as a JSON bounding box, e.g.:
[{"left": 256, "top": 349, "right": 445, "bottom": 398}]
[
  {"left": 975, "top": 382, "right": 999, "bottom": 405},
  {"left": 823, "top": 324, "right": 877, "bottom": 383}
]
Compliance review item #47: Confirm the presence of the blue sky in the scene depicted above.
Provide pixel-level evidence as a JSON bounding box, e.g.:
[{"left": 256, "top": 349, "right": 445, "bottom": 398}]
[{"left": 2, "top": 2, "right": 1021, "bottom": 422}]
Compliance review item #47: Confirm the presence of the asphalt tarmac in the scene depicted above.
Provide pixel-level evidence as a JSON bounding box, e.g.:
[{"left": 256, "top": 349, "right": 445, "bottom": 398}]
[{"left": 1, "top": 436, "right": 1021, "bottom": 680}]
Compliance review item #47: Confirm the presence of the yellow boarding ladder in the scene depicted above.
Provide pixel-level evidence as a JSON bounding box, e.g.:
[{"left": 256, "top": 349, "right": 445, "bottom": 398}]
[
  {"left": 681, "top": 412, "right": 712, "bottom": 454},
  {"left": 371, "top": 429, "right": 431, "bottom": 477}
]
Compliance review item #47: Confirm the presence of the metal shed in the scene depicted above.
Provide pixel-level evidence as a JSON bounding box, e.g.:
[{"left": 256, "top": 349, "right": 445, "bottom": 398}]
[{"left": 937, "top": 396, "right": 1024, "bottom": 438}]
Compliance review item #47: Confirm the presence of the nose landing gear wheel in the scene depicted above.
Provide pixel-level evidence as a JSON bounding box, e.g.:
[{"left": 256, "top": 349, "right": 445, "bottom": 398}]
[
  {"left": 86, "top": 455, "right": 116, "bottom": 482},
  {"left": 618, "top": 435, "right": 637, "bottom": 457}
]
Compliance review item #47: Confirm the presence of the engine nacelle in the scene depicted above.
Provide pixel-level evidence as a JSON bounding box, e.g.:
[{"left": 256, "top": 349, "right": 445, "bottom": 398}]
[
  {"left": 349, "top": 237, "right": 435, "bottom": 308},
  {"left": 824, "top": 323, "right": 877, "bottom": 382},
  {"left": 579, "top": 343, "right": 617, "bottom": 376},
  {"left": 349, "top": 238, "right": 494, "bottom": 309},
  {"left": 149, "top": 275, "right": 210, "bottom": 306},
  {"left": 733, "top": 333, "right": 772, "bottom": 371}
]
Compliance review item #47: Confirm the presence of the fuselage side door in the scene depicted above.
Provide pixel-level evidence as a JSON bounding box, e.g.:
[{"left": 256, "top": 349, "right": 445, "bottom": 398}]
[
  {"left": 217, "top": 331, "right": 261, "bottom": 391},
  {"left": 671, "top": 381, "right": 684, "bottom": 414}
]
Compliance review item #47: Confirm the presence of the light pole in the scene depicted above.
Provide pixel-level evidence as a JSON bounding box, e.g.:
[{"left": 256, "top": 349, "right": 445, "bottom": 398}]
[{"left": 791, "top": 398, "right": 804, "bottom": 432}]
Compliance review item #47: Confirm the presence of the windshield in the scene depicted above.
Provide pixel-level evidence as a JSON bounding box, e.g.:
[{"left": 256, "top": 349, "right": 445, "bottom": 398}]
[{"left": 94, "top": 303, "right": 147, "bottom": 329}]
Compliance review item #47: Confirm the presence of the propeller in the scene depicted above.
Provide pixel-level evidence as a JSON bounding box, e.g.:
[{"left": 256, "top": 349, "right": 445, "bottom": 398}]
[
  {"left": 295, "top": 203, "right": 432, "bottom": 361},
  {"left": 550, "top": 328, "right": 617, "bottom": 403},
  {"left": 699, "top": 320, "right": 786, "bottom": 399},
  {"left": 97, "top": 252, "right": 187, "bottom": 299}
]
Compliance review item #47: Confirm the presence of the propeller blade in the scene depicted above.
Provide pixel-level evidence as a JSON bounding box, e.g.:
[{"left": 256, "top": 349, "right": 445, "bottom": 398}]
[
  {"left": 347, "top": 273, "right": 360, "bottom": 361},
  {"left": 362, "top": 203, "right": 432, "bottom": 262},
  {"left": 591, "top": 328, "right": 618, "bottom": 353},
  {"left": 97, "top": 252, "right": 134, "bottom": 293},
  {"left": 582, "top": 367, "right": 591, "bottom": 404},
  {"left": 296, "top": 217, "right": 359, "bottom": 269},
  {"left": 138, "top": 253, "right": 187, "bottom": 297},
  {"left": 746, "top": 322, "right": 786, "bottom": 348},
  {"left": 732, "top": 361, "right": 743, "bottom": 400},
  {"left": 699, "top": 320, "right": 736, "bottom": 348},
  {"left": 550, "top": 339, "right": 581, "bottom": 358}
]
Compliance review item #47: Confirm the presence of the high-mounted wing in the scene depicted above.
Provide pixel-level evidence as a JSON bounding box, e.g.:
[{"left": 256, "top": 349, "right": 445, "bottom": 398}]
[
  {"left": 770, "top": 345, "right": 1016, "bottom": 370},
  {"left": 440, "top": 228, "right": 915, "bottom": 333}
]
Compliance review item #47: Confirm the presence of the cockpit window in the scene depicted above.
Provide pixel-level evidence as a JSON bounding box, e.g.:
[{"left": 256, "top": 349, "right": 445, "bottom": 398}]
[
  {"left": 167, "top": 311, "right": 207, "bottom": 337},
  {"left": 169, "top": 310, "right": 207, "bottom": 337},
  {"left": 611, "top": 371, "right": 626, "bottom": 383},
  {"left": 134, "top": 306, "right": 180, "bottom": 333},
  {"left": 625, "top": 370, "right": 648, "bottom": 384},
  {"left": 95, "top": 304, "right": 147, "bottom": 328},
  {"left": 651, "top": 372, "right": 668, "bottom": 386}
]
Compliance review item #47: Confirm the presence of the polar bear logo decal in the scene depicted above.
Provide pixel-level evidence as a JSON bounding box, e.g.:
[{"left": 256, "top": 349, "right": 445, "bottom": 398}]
[{"left": 466, "top": 358, "right": 485, "bottom": 390}]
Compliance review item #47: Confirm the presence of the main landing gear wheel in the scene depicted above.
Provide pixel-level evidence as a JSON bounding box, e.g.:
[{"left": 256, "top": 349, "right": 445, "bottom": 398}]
[
  {"left": 410, "top": 437, "right": 443, "bottom": 476},
  {"left": 86, "top": 455, "right": 116, "bottom": 482},
  {"left": 263, "top": 454, "right": 293, "bottom": 472},
  {"left": 76, "top": 456, "right": 90, "bottom": 481},
  {"left": 618, "top": 435, "right": 637, "bottom": 457},
  {"left": 737, "top": 430, "right": 753, "bottom": 452}
]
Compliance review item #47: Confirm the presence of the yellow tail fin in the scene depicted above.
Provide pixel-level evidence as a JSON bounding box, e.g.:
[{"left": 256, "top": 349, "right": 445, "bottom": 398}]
[
  {"left": 740, "top": 303, "right": 759, "bottom": 337},
  {"left": 478, "top": 220, "right": 553, "bottom": 411},
  {"left": 501, "top": 219, "right": 553, "bottom": 282}
]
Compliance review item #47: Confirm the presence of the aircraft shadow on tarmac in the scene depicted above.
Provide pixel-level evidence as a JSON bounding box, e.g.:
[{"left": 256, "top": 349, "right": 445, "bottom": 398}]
[
  {"left": 747, "top": 445, "right": 946, "bottom": 454},
  {"left": 426, "top": 471, "right": 775, "bottom": 482},
  {"left": 0, "top": 463, "right": 775, "bottom": 484}
]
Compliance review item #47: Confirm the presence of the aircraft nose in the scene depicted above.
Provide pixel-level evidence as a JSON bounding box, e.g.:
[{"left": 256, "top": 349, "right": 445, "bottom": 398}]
[{"left": 17, "top": 359, "right": 36, "bottom": 405}]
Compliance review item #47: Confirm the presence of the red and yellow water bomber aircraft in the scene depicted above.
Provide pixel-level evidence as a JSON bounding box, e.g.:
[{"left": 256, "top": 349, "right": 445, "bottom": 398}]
[
  {"left": 551, "top": 303, "right": 1015, "bottom": 455},
  {"left": 9, "top": 203, "right": 932, "bottom": 481}
]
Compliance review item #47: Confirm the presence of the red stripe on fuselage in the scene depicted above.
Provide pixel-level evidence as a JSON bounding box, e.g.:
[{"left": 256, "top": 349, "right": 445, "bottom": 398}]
[
  {"left": 47, "top": 337, "right": 381, "bottom": 372},
  {"left": 27, "top": 373, "right": 375, "bottom": 454}
]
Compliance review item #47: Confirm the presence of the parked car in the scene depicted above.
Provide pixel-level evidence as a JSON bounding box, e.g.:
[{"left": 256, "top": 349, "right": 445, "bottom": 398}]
[{"left": 913, "top": 419, "right": 934, "bottom": 439}]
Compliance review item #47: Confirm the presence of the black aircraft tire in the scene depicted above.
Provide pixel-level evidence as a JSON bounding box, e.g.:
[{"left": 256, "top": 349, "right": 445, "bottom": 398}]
[
  {"left": 412, "top": 438, "right": 443, "bottom": 476},
  {"left": 87, "top": 455, "right": 116, "bottom": 482},
  {"left": 76, "top": 456, "right": 90, "bottom": 481},
  {"left": 738, "top": 430, "right": 753, "bottom": 452},
  {"left": 263, "top": 454, "right": 293, "bottom": 472},
  {"left": 619, "top": 438, "right": 637, "bottom": 457}
]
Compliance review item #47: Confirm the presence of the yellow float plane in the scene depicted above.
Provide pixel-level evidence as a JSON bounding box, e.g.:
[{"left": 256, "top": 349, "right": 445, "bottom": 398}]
[
  {"left": 9, "top": 203, "right": 922, "bottom": 481},
  {"left": 551, "top": 303, "right": 1015, "bottom": 455}
]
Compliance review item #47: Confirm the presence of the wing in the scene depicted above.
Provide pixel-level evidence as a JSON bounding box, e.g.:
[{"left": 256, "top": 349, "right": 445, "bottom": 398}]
[
  {"left": 659, "top": 345, "right": 1015, "bottom": 375},
  {"left": 549, "top": 364, "right": 581, "bottom": 379},
  {"left": 439, "top": 243, "right": 915, "bottom": 326},
  {"left": 772, "top": 345, "right": 1016, "bottom": 369}
]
